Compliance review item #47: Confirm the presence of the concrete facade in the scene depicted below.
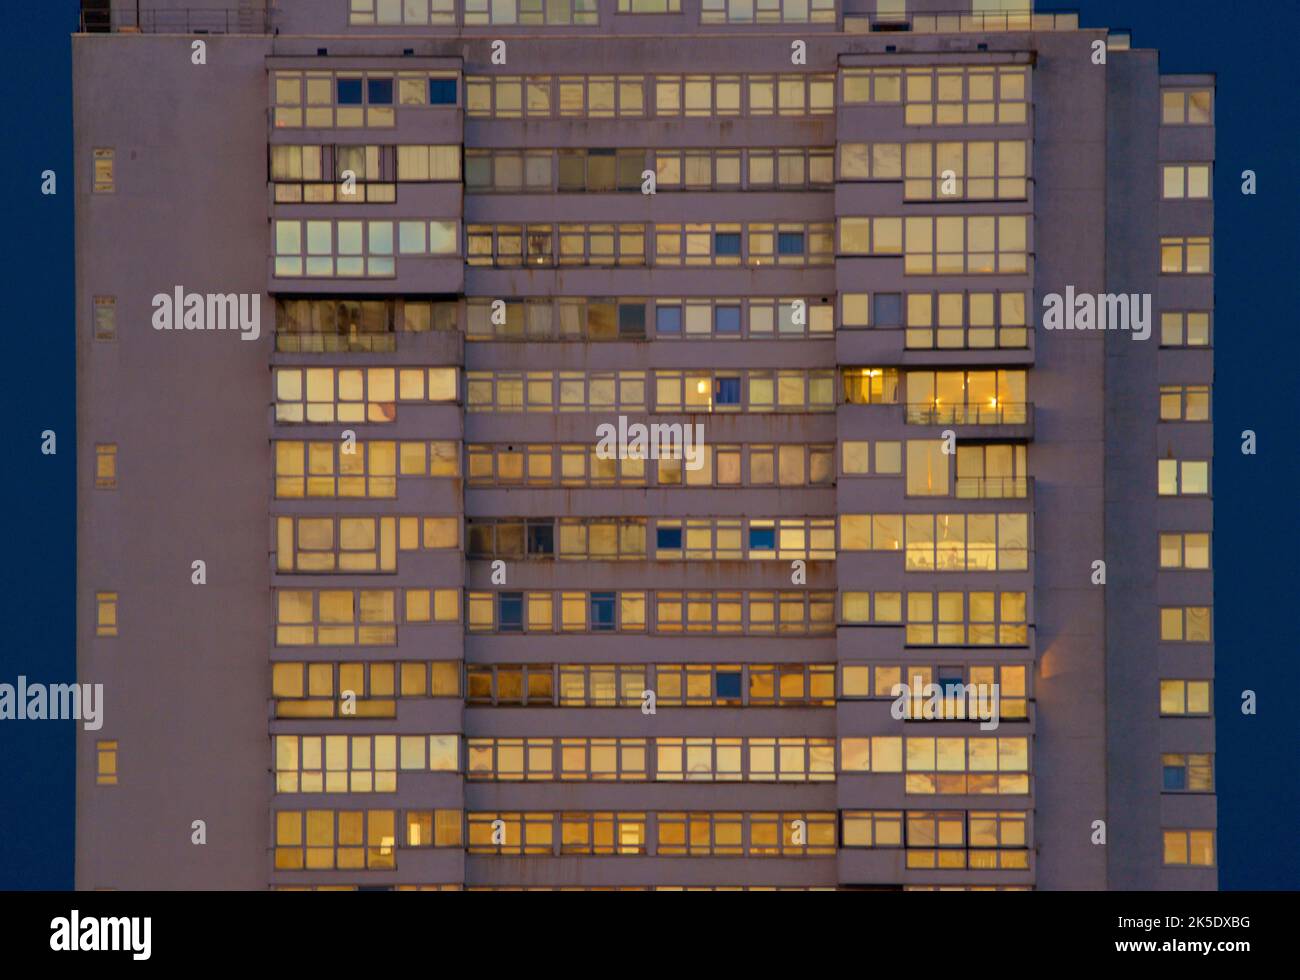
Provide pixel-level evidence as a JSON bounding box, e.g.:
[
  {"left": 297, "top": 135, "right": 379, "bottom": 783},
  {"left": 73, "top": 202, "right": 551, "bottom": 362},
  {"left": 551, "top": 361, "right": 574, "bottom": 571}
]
[{"left": 75, "top": 0, "right": 1216, "bottom": 889}]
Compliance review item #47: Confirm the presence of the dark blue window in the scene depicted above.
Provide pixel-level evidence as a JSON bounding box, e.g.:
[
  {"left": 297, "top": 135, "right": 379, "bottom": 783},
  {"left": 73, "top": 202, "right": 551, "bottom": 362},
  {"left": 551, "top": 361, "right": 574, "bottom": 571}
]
[
  {"left": 874, "top": 292, "right": 902, "bottom": 327},
  {"left": 656, "top": 306, "right": 682, "bottom": 335},
  {"left": 715, "top": 377, "right": 741, "bottom": 405},
  {"left": 777, "top": 231, "right": 805, "bottom": 255},
  {"left": 715, "top": 306, "right": 741, "bottom": 335},
  {"left": 499, "top": 592, "right": 524, "bottom": 632},
  {"left": 657, "top": 527, "right": 683, "bottom": 550},
  {"left": 337, "top": 78, "right": 363, "bottom": 105},
  {"left": 367, "top": 78, "right": 394, "bottom": 105},
  {"left": 716, "top": 670, "right": 743, "bottom": 700},
  {"left": 429, "top": 78, "right": 457, "bottom": 105},
  {"left": 527, "top": 522, "right": 554, "bottom": 557},
  {"left": 748, "top": 526, "right": 776, "bottom": 550},
  {"left": 1163, "top": 764, "right": 1187, "bottom": 791},
  {"left": 591, "top": 593, "right": 617, "bottom": 631},
  {"left": 714, "top": 232, "right": 742, "bottom": 256}
]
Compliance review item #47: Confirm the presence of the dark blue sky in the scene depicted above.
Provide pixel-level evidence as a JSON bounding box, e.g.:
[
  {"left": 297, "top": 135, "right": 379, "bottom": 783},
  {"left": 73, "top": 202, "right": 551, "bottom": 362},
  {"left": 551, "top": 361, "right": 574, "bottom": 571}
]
[{"left": 0, "top": 0, "right": 1294, "bottom": 889}]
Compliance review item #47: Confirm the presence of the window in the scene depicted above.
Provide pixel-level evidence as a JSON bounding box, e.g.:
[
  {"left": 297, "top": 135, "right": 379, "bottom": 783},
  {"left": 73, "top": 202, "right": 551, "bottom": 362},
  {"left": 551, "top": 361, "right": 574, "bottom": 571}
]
[
  {"left": 1160, "top": 680, "right": 1212, "bottom": 716},
  {"left": 464, "top": 0, "right": 598, "bottom": 25},
  {"left": 841, "top": 368, "right": 901, "bottom": 405},
  {"left": 429, "top": 77, "right": 457, "bottom": 104},
  {"left": 95, "top": 592, "right": 118, "bottom": 638},
  {"left": 840, "top": 440, "right": 902, "bottom": 476},
  {"left": 1162, "top": 164, "right": 1211, "bottom": 199},
  {"left": 619, "top": 0, "right": 681, "bottom": 10},
  {"left": 1157, "top": 459, "right": 1209, "bottom": 496},
  {"left": 96, "top": 740, "right": 118, "bottom": 785},
  {"left": 905, "top": 441, "right": 949, "bottom": 497},
  {"left": 273, "top": 659, "right": 462, "bottom": 719},
  {"left": 1163, "top": 830, "right": 1215, "bottom": 866},
  {"left": 1161, "top": 90, "right": 1213, "bottom": 126},
  {"left": 1159, "top": 533, "right": 1210, "bottom": 570},
  {"left": 94, "top": 444, "right": 117, "bottom": 490},
  {"left": 1162, "top": 754, "right": 1213, "bottom": 792},
  {"left": 93, "top": 296, "right": 116, "bottom": 342},
  {"left": 1160, "top": 311, "right": 1211, "bottom": 347},
  {"left": 1159, "top": 385, "right": 1211, "bottom": 422},
  {"left": 92, "top": 148, "right": 114, "bottom": 193},
  {"left": 1159, "top": 606, "right": 1211, "bottom": 643},
  {"left": 1160, "top": 236, "right": 1212, "bottom": 275}
]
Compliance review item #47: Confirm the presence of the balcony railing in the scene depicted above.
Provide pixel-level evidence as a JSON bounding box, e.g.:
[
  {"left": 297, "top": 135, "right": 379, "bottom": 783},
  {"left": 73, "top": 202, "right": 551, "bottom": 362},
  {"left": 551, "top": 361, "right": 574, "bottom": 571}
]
[
  {"left": 955, "top": 477, "right": 1030, "bottom": 500},
  {"left": 80, "top": 7, "right": 270, "bottom": 34},
  {"left": 905, "top": 402, "right": 1030, "bottom": 426},
  {"left": 851, "top": 9, "right": 1080, "bottom": 34}
]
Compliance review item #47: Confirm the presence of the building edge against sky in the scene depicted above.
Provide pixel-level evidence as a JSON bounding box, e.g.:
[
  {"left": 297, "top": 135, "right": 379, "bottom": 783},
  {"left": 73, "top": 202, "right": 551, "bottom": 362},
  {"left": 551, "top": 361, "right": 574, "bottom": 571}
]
[{"left": 73, "top": 0, "right": 1215, "bottom": 889}]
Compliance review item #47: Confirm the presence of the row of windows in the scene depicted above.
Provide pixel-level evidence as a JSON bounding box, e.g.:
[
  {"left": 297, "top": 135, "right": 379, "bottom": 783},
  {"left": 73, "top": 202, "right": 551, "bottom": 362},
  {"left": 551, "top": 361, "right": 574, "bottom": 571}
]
[
  {"left": 273, "top": 734, "right": 1031, "bottom": 788},
  {"left": 839, "top": 66, "right": 1029, "bottom": 126},
  {"left": 840, "top": 736, "right": 1030, "bottom": 795},
  {"left": 464, "top": 296, "right": 834, "bottom": 340},
  {"left": 274, "top": 515, "right": 458, "bottom": 573},
  {"left": 275, "top": 734, "right": 457, "bottom": 793},
  {"left": 274, "top": 440, "right": 459, "bottom": 499},
  {"left": 463, "top": 736, "right": 836, "bottom": 782},
  {"left": 839, "top": 214, "right": 1030, "bottom": 275},
  {"left": 273, "top": 366, "right": 457, "bottom": 423},
  {"left": 464, "top": 72, "right": 835, "bottom": 119},
  {"left": 840, "top": 512, "right": 1031, "bottom": 572},
  {"left": 466, "top": 441, "right": 836, "bottom": 488},
  {"left": 465, "top": 516, "right": 842, "bottom": 561},
  {"left": 273, "top": 71, "right": 458, "bottom": 128},
  {"left": 1158, "top": 459, "right": 1211, "bottom": 497},
  {"left": 842, "top": 590, "right": 1028, "bottom": 645},
  {"left": 273, "top": 219, "right": 458, "bottom": 278},
  {"left": 272, "top": 660, "right": 461, "bottom": 718},
  {"left": 463, "top": 368, "right": 837, "bottom": 413},
  {"left": 466, "top": 146, "right": 836, "bottom": 192},
  {"left": 275, "top": 298, "right": 457, "bottom": 352},
  {"left": 274, "top": 588, "right": 459, "bottom": 646},
  {"left": 466, "top": 662, "right": 834, "bottom": 706},
  {"left": 841, "top": 809, "right": 1028, "bottom": 870},
  {"left": 843, "top": 289, "right": 1031, "bottom": 350},
  {"left": 265, "top": 511, "right": 1033, "bottom": 569},
  {"left": 841, "top": 140, "right": 1029, "bottom": 201},
  {"left": 269, "top": 660, "right": 1031, "bottom": 713},
  {"left": 263, "top": 296, "right": 1205, "bottom": 353},
  {"left": 844, "top": 664, "right": 1029, "bottom": 720},
  {"left": 269, "top": 144, "right": 460, "bottom": 203},
  {"left": 465, "top": 591, "right": 835, "bottom": 635},
  {"left": 464, "top": 220, "right": 837, "bottom": 268}
]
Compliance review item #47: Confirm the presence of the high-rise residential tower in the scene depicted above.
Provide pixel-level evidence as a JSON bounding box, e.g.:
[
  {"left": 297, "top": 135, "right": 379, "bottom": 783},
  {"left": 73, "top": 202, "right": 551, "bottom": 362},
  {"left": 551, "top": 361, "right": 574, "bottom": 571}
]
[{"left": 74, "top": 0, "right": 1216, "bottom": 890}]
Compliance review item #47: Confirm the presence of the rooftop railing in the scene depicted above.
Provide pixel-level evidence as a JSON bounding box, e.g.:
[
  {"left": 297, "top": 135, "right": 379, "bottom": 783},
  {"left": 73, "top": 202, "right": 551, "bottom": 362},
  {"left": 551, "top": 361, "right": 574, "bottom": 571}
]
[{"left": 80, "top": 7, "right": 270, "bottom": 34}]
